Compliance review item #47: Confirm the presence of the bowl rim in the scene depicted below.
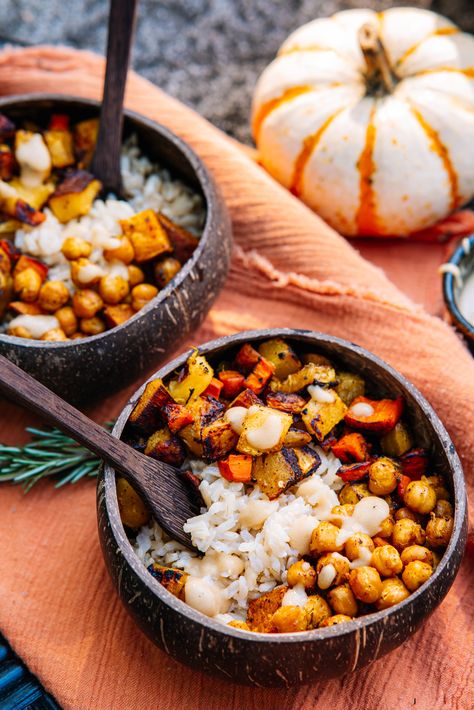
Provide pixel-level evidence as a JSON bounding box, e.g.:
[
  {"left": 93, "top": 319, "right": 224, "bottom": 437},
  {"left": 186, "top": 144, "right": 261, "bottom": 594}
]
[
  {"left": 0, "top": 92, "right": 220, "bottom": 349},
  {"left": 442, "top": 234, "right": 474, "bottom": 340},
  {"left": 101, "top": 327, "right": 467, "bottom": 645}
]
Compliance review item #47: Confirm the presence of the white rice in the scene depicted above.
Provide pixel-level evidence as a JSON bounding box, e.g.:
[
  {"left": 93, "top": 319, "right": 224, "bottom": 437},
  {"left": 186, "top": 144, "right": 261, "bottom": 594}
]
[{"left": 134, "top": 447, "right": 344, "bottom": 622}]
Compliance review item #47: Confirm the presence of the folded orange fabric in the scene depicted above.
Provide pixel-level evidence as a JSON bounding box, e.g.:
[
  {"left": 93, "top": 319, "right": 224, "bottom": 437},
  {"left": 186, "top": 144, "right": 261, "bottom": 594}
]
[{"left": 0, "top": 47, "right": 473, "bottom": 710}]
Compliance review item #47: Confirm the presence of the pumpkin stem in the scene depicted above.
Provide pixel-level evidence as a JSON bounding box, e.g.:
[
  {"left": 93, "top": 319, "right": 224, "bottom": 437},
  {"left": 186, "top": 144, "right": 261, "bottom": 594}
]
[{"left": 359, "top": 23, "right": 397, "bottom": 95}]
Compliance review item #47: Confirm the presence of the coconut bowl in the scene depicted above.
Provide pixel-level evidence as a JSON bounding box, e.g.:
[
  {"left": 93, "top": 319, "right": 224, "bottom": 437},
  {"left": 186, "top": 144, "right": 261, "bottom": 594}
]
[
  {"left": 0, "top": 94, "right": 231, "bottom": 403},
  {"left": 442, "top": 234, "right": 474, "bottom": 353},
  {"left": 97, "top": 328, "right": 467, "bottom": 687}
]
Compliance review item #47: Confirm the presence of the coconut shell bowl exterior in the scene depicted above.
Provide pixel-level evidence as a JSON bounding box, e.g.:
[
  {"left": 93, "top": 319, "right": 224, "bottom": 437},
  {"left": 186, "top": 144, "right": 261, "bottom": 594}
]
[
  {"left": 442, "top": 234, "right": 474, "bottom": 353},
  {"left": 97, "top": 328, "right": 467, "bottom": 688},
  {"left": 0, "top": 94, "right": 232, "bottom": 403}
]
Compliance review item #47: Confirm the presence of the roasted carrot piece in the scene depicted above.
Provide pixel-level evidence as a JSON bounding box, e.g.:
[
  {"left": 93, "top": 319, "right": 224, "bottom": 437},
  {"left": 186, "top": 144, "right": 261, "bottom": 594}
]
[
  {"left": 331, "top": 432, "right": 369, "bottom": 463},
  {"left": 344, "top": 396, "right": 404, "bottom": 434},
  {"left": 203, "top": 377, "right": 223, "bottom": 399},
  {"left": 234, "top": 343, "right": 260, "bottom": 372},
  {"left": 218, "top": 454, "right": 253, "bottom": 482},
  {"left": 218, "top": 370, "right": 245, "bottom": 399},
  {"left": 49, "top": 114, "right": 70, "bottom": 131},
  {"left": 244, "top": 358, "right": 275, "bottom": 395},
  {"left": 400, "top": 448, "right": 429, "bottom": 479},
  {"left": 337, "top": 460, "right": 372, "bottom": 483},
  {"left": 163, "top": 402, "right": 195, "bottom": 433}
]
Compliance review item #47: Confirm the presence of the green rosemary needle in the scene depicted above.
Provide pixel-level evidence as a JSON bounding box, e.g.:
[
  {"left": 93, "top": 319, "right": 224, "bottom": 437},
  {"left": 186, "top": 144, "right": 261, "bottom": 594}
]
[{"left": 0, "top": 425, "right": 109, "bottom": 490}]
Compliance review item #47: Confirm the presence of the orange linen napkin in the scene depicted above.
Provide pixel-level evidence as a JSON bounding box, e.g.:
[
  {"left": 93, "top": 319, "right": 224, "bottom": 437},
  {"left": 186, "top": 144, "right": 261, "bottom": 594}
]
[{"left": 0, "top": 47, "right": 473, "bottom": 710}]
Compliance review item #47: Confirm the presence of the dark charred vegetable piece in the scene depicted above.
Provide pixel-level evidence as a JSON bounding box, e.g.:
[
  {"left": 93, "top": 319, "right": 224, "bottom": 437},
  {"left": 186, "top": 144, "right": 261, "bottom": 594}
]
[
  {"left": 320, "top": 431, "right": 340, "bottom": 453},
  {"left": 156, "top": 212, "right": 199, "bottom": 263},
  {"left": 73, "top": 118, "right": 99, "bottom": 167},
  {"left": 247, "top": 585, "right": 288, "bottom": 632},
  {"left": 129, "top": 379, "right": 173, "bottom": 433},
  {"left": 49, "top": 114, "right": 70, "bottom": 131},
  {"left": 265, "top": 390, "right": 307, "bottom": 413},
  {"left": 0, "top": 145, "right": 15, "bottom": 180},
  {"left": 162, "top": 402, "right": 195, "bottom": 433},
  {"left": 252, "top": 445, "right": 320, "bottom": 499},
  {"left": 147, "top": 563, "right": 188, "bottom": 600},
  {"left": 218, "top": 370, "right": 245, "bottom": 399},
  {"left": 0, "top": 244, "right": 11, "bottom": 274},
  {"left": 48, "top": 169, "right": 101, "bottom": 223},
  {"left": 179, "top": 395, "right": 225, "bottom": 456},
  {"left": 258, "top": 338, "right": 301, "bottom": 379},
  {"left": 335, "top": 371, "right": 366, "bottom": 405},
  {"left": 234, "top": 343, "right": 261, "bottom": 372},
  {"left": 381, "top": 422, "right": 413, "bottom": 457},
  {"left": 302, "top": 393, "right": 348, "bottom": 441},
  {"left": 344, "top": 396, "right": 404, "bottom": 434},
  {"left": 203, "top": 377, "right": 223, "bottom": 399},
  {"left": 0, "top": 192, "right": 45, "bottom": 226},
  {"left": 202, "top": 417, "right": 239, "bottom": 462},
  {"left": 218, "top": 454, "right": 253, "bottom": 482},
  {"left": 230, "top": 388, "right": 263, "bottom": 409},
  {"left": 144, "top": 427, "right": 186, "bottom": 467},
  {"left": 283, "top": 427, "right": 312, "bottom": 447},
  {"left": 0, "top": 113, "right": 15, "bottom": 140},
  {"left": 244, "top": 357, "right": 275, "bottom": 394},
  {"left": 337, "top": 460, "right": 372, "bottom": 483},
  {"left": 332, "top": 432, "right": 369, "bottom": 463},
  {"left": 400, "top": 448, "right": 429, "bottom": 479}
]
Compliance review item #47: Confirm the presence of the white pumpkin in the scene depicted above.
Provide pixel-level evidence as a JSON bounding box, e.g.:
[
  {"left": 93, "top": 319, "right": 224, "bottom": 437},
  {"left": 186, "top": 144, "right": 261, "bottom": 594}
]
[{"left": 251, "top": 7, "right": 474, "bottom": 236}]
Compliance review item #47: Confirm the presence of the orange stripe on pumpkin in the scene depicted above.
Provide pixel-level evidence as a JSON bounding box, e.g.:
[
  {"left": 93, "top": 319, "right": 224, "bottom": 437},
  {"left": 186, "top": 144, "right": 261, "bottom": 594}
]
[
  {"left": 410, "top": 106, "right": 459, "bottom": 211},
  {"left": 415, "top": 66, "right": 474, "bottom": 79},
  {"left": 252, "top": 85, "right": 314, "bottom": 140},
  {"left": 355, "top": 105, "right": 380, "bottom": 236},
  {"left": 396, "top": 27, "right": 459, "bottom": 67},
  {"left": 290, "top": 109, "right": 343, "bottom": 197}
]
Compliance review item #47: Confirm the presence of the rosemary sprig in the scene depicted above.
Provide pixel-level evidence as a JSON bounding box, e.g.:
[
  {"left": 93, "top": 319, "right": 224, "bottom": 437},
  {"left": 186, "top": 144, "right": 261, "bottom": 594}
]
[{"left": 0, "top": 426, "right": 108, "bottom": 491}]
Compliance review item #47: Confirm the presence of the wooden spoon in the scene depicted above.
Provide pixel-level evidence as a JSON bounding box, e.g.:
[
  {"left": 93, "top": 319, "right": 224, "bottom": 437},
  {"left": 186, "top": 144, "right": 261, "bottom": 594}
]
[
  {"left": 0, "top": 355, "right": 200, "bottom": 549},
  {"left": 90, "top": 0, "right": 138, "bottom": 195}
]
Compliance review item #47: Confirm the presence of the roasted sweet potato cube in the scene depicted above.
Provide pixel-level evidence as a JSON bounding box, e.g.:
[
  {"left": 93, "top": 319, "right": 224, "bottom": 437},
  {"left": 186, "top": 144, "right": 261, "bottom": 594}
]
[
  {"left": 283, "top": 428, "right": 312, "bottom": 447},
  {"left": 44, "top": 128, "right": 75, "bottom": 168},
  {"left": 247, "top": 585, "right": 288, "bottom": 632},
  {"left": 270, "top": 363, "right": 337, "bottom": 394},
  {"left": 399, "top": 448, "right": 429, "bottom": 479},
  {"left": 252, "top": 445, "right": 320, "bottom": 499},
  {"left": 0, "top": 144, "right": 15, "bottom": 181},
  {"left": 344, "top": 396, "right": 404, "bottom": 434},
  {"left": 9, "top": 178, "right": 55, "bottom": 210},
  {"left": 218, "top": 370, "right": 245, "bottom": 399},
  {"left": 331, "top": 432, "right": 369, "bottom": 463},
  {"left": 168, "top": 351, "right": 214, "bottom": 404},
  {"left": 258, "top": 338, "right": 301, "bottom": 379},
  {"left": 74, "top": 118, "right": 99, "bottom": 167},
  {"left": 202, "top": 417, "right": 239, "bottom": 462},
  {"left": 49, "top": 170, "right": 101, "bottom": 223},
  {"left": 244, "top": 357, "right": 275, "bottom": 395},
  {"left": 230, "top": 388, "right": 263, "bottom": 409},
  {"left": 120, "top": 209, "right": 171, "bottom": 262},
  {"left": 335, "top": 371, "right": 366, "bottom": 406},
  {"left": 144, "top": 427, "right": 186, "bottom": 467},
  {"left": 302, "top": 391, "right": 347, "bottom": 441},
  {"left": 103, "top": 303, "right": 135, "bottom": 328},
  {"left": 147, "top": 563, "right": 188, "bottom": 600},
  {"left": 337, "top": 461, "right": 372, "bottom": 483},
  {"left": 237, "top": 406, "right": 292, "bottom": 456},
  {"left": 163, "top": 402, "right": 195, "bottom": 433},
  {"left": 234, "top": 343, "right": 260, "bottom": 372},
  {"left": 265, "top": 390, "right": 307, "bottom": 414},
  {"left": 157, "top": 212, "right": 199, "bottom": 263},
  {"left": 129, "top": 378, "right": 174, "bottom": 433}
]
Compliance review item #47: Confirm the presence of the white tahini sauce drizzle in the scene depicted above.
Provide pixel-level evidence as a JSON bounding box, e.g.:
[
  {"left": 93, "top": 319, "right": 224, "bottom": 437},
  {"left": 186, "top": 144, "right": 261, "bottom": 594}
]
[
  {"left": 225, "top": 406, "right": 248, "bottom": 435},
  {"left": 8, "top": 314, "right": 59, "bottom": 338},
  {"left": 77, "top": 263, "right": 105, "bottom": 285},
  {"left": 288, "top": 515, "right": 318, "bottom": 556},
  {"left": 336, "top": 497, "right": 389, "bottom": 547},
  {"left": 15, "top": 133, "right": 51, "bottom": 187},
  {"left": 318, "top": 564, "right": 336, "bottom": 590},
  {"left": 350, "top": 402, "right": 375, "bottom": 418},
  {"left": 349, "top": 545, "right": 373, "bottom": 569},
  {"left": 239, "top": 499, "right": 276, "bottom": 530},
  {"left": 246, "top": 410, "right": 284, "bottom": 451},
  {"left": 184, "top": 576, "right": 230, "bottom": 617},
  {"left": 308, "top": 385, "right": 335, "bottom": 403},
  {"left": 0, "top": 179, "right": 18, "bottom": 200},
  {"left": 458, "top": 271, "right": 474, "bottom": 326},
  {"left": 282, "top": 584, "right": 308, "bottom": 607}
]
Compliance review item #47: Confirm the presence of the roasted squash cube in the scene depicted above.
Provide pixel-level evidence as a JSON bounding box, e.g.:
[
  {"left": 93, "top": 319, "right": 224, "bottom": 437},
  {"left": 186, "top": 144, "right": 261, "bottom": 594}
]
[
  {"left": 335, "top": 371, "right": 366, "bottom": 406},
  {"left": 247, "top": 585, "right": 288, "bottom": 632},
  {"left": 103, "top": 303, "right": 135, "bottom": 328},
  {"left": 147, "top": 563, "right": 188, "bottom": 600},
  {"left": 202, "top": 417, "right": 239, "bottom": 462},
  {"left": 302, "top": 391, "right": 348, "bottom": 441},
  {"left": 168, "top": 351, "right": 214, "bottom": 404},
  {"left": 0, "top": 244, "right": 11, "bottom": 274},
  {"left": 49, "top": 170, "right": 101, "bottom": 223},
  {"left": 283, "top": 428, "right": 312, "bottom": 447},
  {"left": 116, "top": 477, "right": 150, "bottom": 528},
  {"left": 252, "top": 445, "right": 320, "bottom": 499},
  {"left": 265, "top": 390, "right": 307, "bottom": 414},
  {"left": 120, "top": 209, "right": 171, "bottom": 262},
  {"left": 381, "top": 422, "right": 413, "bottom": 457},
  {"left": 144, "top": 427, "right": 186, "bottom": 467},
  {"left": 74, "top": 118, "right": 99, "bottom": 167},
  {"left": 237, "top": 406, "right": 292, "bottom": 456},
  {"left": 0, "top": 271, "right": 13, "bottom": 317},
  {"left": 157, "top": 213, "right": 199, "bottom": 263},
  {"left": 178, "top": 395, "right": 224, "bottom": 456},
  {"left": 0, "top": 181, "right": 45, "bottom": 226},
  {"left": 258, "top": 338, "right": 301, "bottom": 379},
  {"left": 230, "top": 388, "right": 263, "bottom": 409},
  {"left": 270, "top": 363, "right": 337, "bottom": 394},
  {"left": 44, "top": 128, "right": 75, "bottom": 168},
  {"left": 9, "top": 178, "right": 55, "bottom": 210},
  {"left": 162, "top": 402, "right": 195, "bottom": 433},
  {"left": 129, "top": 378, "right": 173, "bottom": 433}
]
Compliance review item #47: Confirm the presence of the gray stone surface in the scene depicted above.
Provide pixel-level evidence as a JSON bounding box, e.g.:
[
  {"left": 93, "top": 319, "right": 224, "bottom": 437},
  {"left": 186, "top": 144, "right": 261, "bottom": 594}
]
[{"left": 0, "top": 0, "right": 472, "bottom": 143}]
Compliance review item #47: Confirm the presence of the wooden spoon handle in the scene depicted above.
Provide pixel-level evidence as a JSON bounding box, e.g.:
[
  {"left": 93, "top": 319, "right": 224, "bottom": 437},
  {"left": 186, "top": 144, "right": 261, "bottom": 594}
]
[{"left": 90, "top": 0, "right": 138, "bottom": 193}]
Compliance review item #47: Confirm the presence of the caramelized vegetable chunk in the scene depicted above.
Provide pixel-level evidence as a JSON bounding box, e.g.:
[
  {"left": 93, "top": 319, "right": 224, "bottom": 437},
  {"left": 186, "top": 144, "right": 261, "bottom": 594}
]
[
  {"left": 283, "top": 428, "right": 312, "bottom": 447},
  {"left": 344, "top": 396, "right": 404, "bottom": 434},
  {"left": 247, "top": 585, "right": 288, "bottom": 632},
  {"left": 153, "top": 256, "right": 181, "bottom": 288},
  {"left": 44, "top": 128, "right": 75, "bottom": 168},
  {"left": 335, "top": 371, "right": 365, "bottom": 405},
  {"left": 157, "top": 213, "right": 199, "bottom": 263},
  {"left": 147, "top": 563, "right": 188, "bottom": 600},
  {"left": 400, "top": 448, "right": 429, "bottom": 479},
  {"left": 258, "top": 338, "right": 301, "bottom": 379},
  {"left": 237, "top": 406, "right": 292, "bottom": 456},
  {"left": 244, "top": 357, "right": 275, "bottom": 394},
  {"left": 202, "top": 418, "right": 239, "bottom": 461},
  {"left": 234, "top": 343, "right": 260, "bottom": 372},
  {"left": 253, "top": 446, "right": 320, "bottom": 499},
  {"left": 337, "top": 461, "right": 372, "bottom": 483},
  {"left": 218, "top": 454, "right": 253, "bottom": 482},
  {"left": 162, "top": 402, "right": 194, "bottom": 433},
  {"left": 178, "top": 395, "right": 225, "bottom": 457},
  {"left": 202, "top": 378, "right": 223, "bottom": 399},
  {"left": 331, "top": 432, "right": 368, "bottom": 463},
  {"left": 265, "top": 390, "right": 307, "bottom": 414},
  {"left": 168, "top": 351, "right": 214, "bottom": 404},
  {"left": 302, "top": 391, "right": 347, "bottom": 441},
  {"left": 218, "top": 370, "right": 245, "bottom": 399},
  {"left": 144, "top": 427, "right": 186, "bottom": 467},
  {"left": 116, "top": 477, "right": 150, "bottom": 528},
  {"left": 129, "top": 378, "right": 173, "bottom": 433},
  {"left": 230, "top": 388, "right": 262, "bottom": 409},
  {"left": 73, "top": 118, "right": 99, "bottom": 167},
  {"left": 270, "top": 363, "right": 336, "bottom": 394},
  {"left": 0, "top": 182, "right": 45, "bottom": 226},
  {"left": 381, "top": 422, "right": 413, "bottom": 457},
  {"left": 49, "top": 169, "right": 101, "bottom": 222},
  {"left": 120, "top": 209, "right": 172, "bottom": 262},
  {"left": 14, "top": 255, "right": 48, "bottom": 282}
]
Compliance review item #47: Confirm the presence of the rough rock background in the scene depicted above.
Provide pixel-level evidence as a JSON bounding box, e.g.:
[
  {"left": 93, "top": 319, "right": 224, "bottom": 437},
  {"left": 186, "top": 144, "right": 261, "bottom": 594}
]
[{"left": 0, "top": 0, "right": 473, "bottom": 143}]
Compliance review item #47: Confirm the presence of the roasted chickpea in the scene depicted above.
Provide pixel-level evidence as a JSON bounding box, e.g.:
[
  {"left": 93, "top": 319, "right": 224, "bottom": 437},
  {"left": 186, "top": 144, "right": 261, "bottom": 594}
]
[
  {"left": 228, "top": 620, "right": 250, "bottom": 631},
  {"left": 131, "top": 282, "right": 158, "bottom": 311},
  {"left": 375, "top": 578, "right": 409, "bottom": 610},
  {"left": 7, "top": 325, "right": 32, "bottom": 338},
  {"left": 404, "top": 480, "right": 437, "bottom": 515},
  {"left": 344, "top": 533, "right": 374, "bottom": 562},
  {"left": 309, "top": 521, "right": 344, "bottom": 556},
  {"left": 70, "top": 332, "right": 86, "bottom": 340},
  {"left": 372, "top": 536, "right": 390, "bottom": 548},
  {"left": 425, "top": 515, "right": 453, "bottom": 549},
  {"left": 338, "top": 482, "right": 370, "bottom": 506},
  {"left": 327, "top": 584, "right": 358, "bottom": 617},
  {"left": 80, "top": 316, "right": 106, "bottom": 335},
  {"left": 61, "top": 236, "right": 92, "bottom": 260},
  {"left": 377, "top": 515, "right": 395, "bottom": 539},
  {"left": 305, "top": 595, "right": 331, "bottom": 629},
  {"left": 392, "top": 518, "right": 425, "bottom": 551},
  {"left": 72, "top": 289, "right": 103, "bottom": 319},
  {"left": 368, "top": 457, "right": 399, "bottom": 495},
  {"left": 329, "top": 504, "right": 355, "bottom": 528},
  {"left": 154, "top": 256, "right": 181, "bottom": 288},
  {"left": 38, "top": 281, "right": 70, "bottom": 312},
  {"left": 54, "top": 306, "right": 78, "bottom": 336},
  {"left": 13, "top": 268, "right": 42, "bottom": 302},
  {"left": 272, "top": 605, "right": 308, "bottom": 633},
  {"left": 395, "top": 507, "right": 420, "bottom": 523},
  {"left": 320, "top": 614, "right": 352, "bottom": 627},
  {"left": 434, "top": 499, "right": 453, "bottom": 519},
  {"left": 41, "top": 328, "right": 67, "bottom": 341},
  {"left": 348, "top": 566, "right": 382, "bottom": 603},
  {"left": 316, "top": 553, "right": 350, "bottom": 588},
  {"left": 287, "top": 560, "right": 317, "bottom": 589},
  {"left": 70, "top": 258, "right": 104, "bottom": 287},
  {"left": 424, "top": 475, "right": 450, "bottom": 501},
  {"left": 400, "top": 545, "right": 434, "bottom": 567},
  {"left": 128, "top": 264, "right": 145, "bottom": 287},
  {"left": 104, "top": 236, "right": 135, "bottom": 264},
  {"left": 98, "top": 274, "right": 129, "bottom": 305},
  {"left": 402, "top": 560, "right": 432, "bottom": 591},
  {"left": 371, "top": 544, "right": 403, "bottom": 577}
]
